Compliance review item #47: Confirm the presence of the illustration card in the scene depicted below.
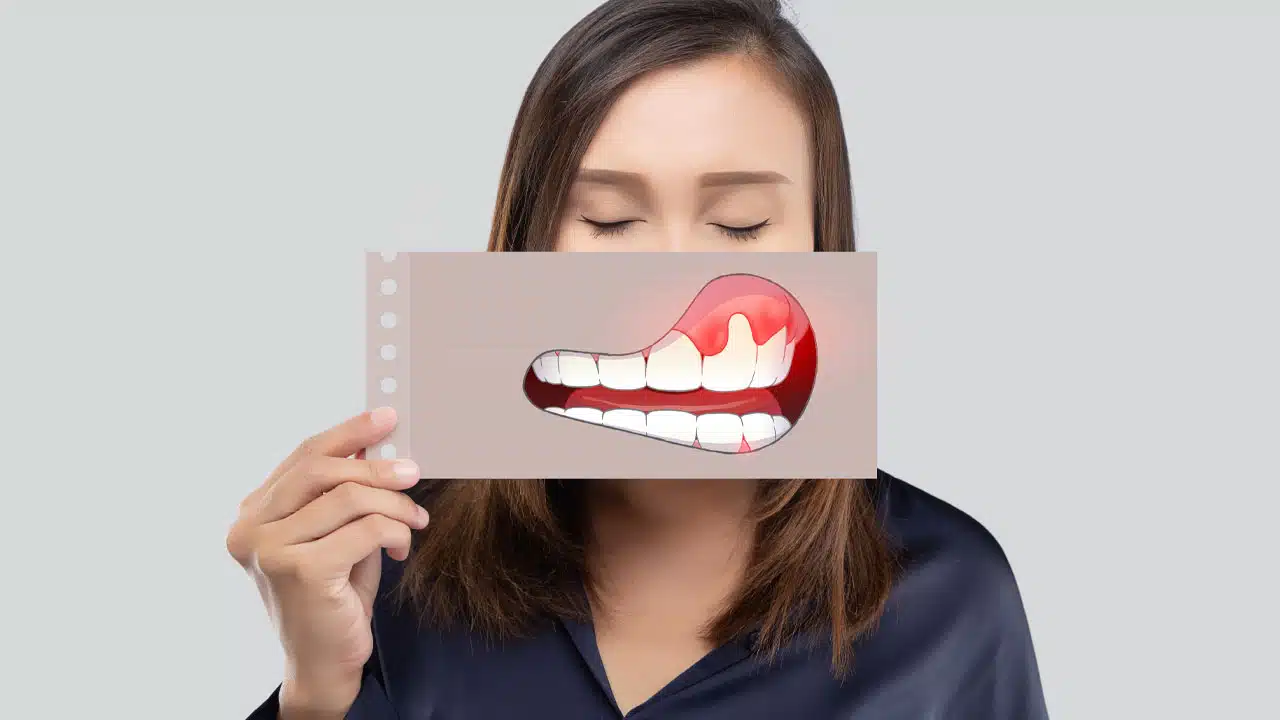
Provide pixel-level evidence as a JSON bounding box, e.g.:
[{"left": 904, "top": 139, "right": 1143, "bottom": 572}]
[{"left": 367, "top": 251, "right": 876, "bottom": 479}]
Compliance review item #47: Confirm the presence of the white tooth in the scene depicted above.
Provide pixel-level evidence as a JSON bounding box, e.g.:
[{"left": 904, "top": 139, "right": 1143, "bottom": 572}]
[
  {"left": 696, "top": 413, "right": 744, "bottom": 453},
  {"left": 565, "top": 407, "right": 603, "bottom": 424},
  {"left": 602, "top": 409, "right": 646, "bottom": 434},
  {"left": 645, "top": 331, "right": 701, "bottom": 392},
  {"left": 701, "top": 314, "right": 757, "bottom": 392},
  {"left": 540, "top": 353, "right": 562, "bottom": 384},
  {"left": 546, "top": 407, "right": 565, "bottom": 415},
  {"left": 598, "top": 352, "right": 646, "bottom": 390},
  {"left": 557, "top": 351, "right": 599, "bottom": 388},
  {"left": 532, "top": 357, "right": 547, "bottom": 382},
  {"left": 749, "top": 327, "right": 786, "bottom": 388},
  {"left": 772, "top": 415, "right": 792, "bottom": 438},
  {"left": 772, "top": 342, "right": 795, "bottom": 387},
  {"left": 645, "top": 410, "right": 697, "bottom": 445},
  {"left": 741, "top": 413, "right": 777, "bottom": 450}
]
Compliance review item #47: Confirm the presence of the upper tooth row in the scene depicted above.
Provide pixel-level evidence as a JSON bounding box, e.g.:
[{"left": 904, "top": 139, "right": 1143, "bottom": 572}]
[{"left": 532, "top": 314, "right": 795, "bottom": 392}]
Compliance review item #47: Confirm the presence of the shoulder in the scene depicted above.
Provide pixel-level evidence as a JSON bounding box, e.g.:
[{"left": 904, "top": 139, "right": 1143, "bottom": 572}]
[
  {"left": 363, "top": 551, "right": 472, "bottom": 706},
  {"left": 871, "top": 468, "right": 1021, "bottom": 607},
  {"left": 370, "top": 551, "right": 438, "bottom": 653},
  {"left": 864, "top": 470, "right": 1047, "bottom": 717}
]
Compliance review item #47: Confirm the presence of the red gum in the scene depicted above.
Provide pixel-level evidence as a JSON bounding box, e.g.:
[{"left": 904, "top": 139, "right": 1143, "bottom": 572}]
[{"left": 655, "top": 274, "right": 809, "bottom": 358}]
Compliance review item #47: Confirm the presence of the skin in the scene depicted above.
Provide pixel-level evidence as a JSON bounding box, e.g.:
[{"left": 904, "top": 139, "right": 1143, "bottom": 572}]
[
  {"left": 562, "top": 53, "right": 814, "bottom": 713},
  {"left": 227, "top": 52, "right": 815, "bottom": 719},
  {"left": 558, "top": 53, "right": 813, "bottom": 253}
]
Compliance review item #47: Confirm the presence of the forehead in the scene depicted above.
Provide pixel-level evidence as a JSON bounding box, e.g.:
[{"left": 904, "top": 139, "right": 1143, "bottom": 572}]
[{"left": 580, "top": 54, "right": 810, "bottom": 180}]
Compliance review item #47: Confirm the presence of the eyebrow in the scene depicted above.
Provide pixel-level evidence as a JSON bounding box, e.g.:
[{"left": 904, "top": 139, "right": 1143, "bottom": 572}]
[
  {"left": 574, "top": 168, "right": 791, "bottom": 194},
  {"left": 698, "top": 170, "right": 791, "bottom": 188},
  {"left": 575, "top": 168, "right": 649, "bottom": 194}
]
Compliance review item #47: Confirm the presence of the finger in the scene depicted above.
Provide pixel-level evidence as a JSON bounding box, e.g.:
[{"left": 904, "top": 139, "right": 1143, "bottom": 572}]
[
  {"left": 268, "top": 482, "right": 428, "bottom": 546},
  {"left": 241, "top": 408, "right": 395, "bottom": 514},
  {"left": 258, "top": 455, "right": 420, "bottom": 524},
  {"left": 306, "top": 514, "right": 414, "bottom": 572},
  {"left": 264, "top": 407, "right": 398, "bottom": 489}
]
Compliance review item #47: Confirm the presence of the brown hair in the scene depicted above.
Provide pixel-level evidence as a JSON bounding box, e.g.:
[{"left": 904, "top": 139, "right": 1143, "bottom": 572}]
[{"left": 401, "top": 0, "right": 893, "bottom": 674}]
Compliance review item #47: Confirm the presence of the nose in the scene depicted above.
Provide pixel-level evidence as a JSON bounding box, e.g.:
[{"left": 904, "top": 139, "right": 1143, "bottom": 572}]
[{"left": 649, "top": 225, "right": 707, "bottom": 252}]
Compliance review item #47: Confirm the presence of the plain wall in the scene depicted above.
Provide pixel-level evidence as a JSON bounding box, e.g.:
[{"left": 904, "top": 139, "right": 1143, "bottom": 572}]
[{"left": 0, "top": 1, "right": 1276, "bottom": 717}]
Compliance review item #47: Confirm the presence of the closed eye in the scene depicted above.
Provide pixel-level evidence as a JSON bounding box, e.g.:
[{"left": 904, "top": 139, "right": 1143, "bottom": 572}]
[
  {"left": 580, "top": 216, "right": 640, "bottom": 238},
  {"left": 711, "top": 219, "right": 770, "bottom": 241}
]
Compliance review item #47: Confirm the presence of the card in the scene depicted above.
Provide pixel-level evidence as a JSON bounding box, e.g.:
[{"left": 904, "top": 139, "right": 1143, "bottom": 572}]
[{"left": 366, "top": 251, "right": 876, "bottom": 479}]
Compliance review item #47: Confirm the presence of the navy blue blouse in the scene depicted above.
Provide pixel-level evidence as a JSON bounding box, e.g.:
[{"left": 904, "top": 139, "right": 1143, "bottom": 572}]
[{"left": 248, "top": 471, "right": 1049, "bottom": 719}]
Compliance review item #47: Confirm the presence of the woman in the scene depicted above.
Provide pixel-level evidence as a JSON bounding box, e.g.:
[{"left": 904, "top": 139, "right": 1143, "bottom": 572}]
[{"left": 229, "top": 1, "right": 1048, "bottom": 718}]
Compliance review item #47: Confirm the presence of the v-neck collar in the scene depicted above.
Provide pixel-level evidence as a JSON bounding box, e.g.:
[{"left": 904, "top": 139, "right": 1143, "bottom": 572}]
[{"left": 558, "top": 615, "right": 757, "bottom": 717}]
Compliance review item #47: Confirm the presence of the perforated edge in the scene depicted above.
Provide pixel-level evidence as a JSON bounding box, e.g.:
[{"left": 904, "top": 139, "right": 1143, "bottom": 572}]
[{"left": 368, "top": 251, "right": 409, "bottom": 461}]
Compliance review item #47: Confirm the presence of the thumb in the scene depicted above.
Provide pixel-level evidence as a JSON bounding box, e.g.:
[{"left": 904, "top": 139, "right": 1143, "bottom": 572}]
[{"left": 350, "top": 550, "right": 383, "bottom": 616}]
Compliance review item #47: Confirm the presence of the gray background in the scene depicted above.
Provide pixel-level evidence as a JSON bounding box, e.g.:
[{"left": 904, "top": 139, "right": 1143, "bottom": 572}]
[{"left": 1, "top": 1, "right": 1277, "bottom": 718}]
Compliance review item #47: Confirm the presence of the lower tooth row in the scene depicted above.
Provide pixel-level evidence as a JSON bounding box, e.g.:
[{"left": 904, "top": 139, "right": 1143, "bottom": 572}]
[{"left": 545, "top": 407, "right": 792, "bottom": 452}]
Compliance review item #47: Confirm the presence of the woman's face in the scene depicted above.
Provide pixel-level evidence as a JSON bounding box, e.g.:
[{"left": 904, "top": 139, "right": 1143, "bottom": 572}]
[{"left": 556, "top": 54, "right": 814, "bottom": 253}]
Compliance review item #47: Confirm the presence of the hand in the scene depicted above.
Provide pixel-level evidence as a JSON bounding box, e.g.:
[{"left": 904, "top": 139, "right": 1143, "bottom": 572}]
[{"left": 226, "top": 407, "right": 427, "bottom": 717}]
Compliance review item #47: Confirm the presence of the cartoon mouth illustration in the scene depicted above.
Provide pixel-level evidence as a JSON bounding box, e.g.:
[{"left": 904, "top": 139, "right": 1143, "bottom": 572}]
[{"left": 523, "top": 273, "right": 817, "bottom": 454}]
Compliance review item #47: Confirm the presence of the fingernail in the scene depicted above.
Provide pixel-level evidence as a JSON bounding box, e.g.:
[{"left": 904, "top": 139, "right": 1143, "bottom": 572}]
[
  {"left": 393, "top": 460, "right": 420, "bottom": 483},
  {"left": 370, "top": 406, "right": 396, "bottom": 428},
  {"left": 416, "top": 505, "right": 430, "bottom": 526}
]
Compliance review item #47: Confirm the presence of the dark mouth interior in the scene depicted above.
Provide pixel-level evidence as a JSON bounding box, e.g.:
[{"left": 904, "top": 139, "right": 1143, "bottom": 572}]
[{"left": 523, "top": 327, "right": 817, "bottom": 426}]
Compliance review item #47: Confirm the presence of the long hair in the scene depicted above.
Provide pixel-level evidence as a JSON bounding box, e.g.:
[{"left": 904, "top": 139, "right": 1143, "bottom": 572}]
[{"left": 400, "top": 0, "right": 893, "bottom": 674}]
